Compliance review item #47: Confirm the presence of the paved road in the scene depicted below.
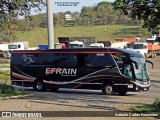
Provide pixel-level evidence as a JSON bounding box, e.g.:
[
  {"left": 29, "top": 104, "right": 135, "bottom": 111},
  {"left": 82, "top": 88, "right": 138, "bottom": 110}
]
[{"left": 0, "top": 57, "right": 160, "bottom": 120}]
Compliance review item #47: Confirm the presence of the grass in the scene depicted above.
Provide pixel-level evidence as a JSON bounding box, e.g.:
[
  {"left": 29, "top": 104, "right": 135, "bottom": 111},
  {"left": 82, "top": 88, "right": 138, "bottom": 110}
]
[
  {"left": 0, "top": 90, "right": 27, "bottom": 98},
  {"left": 15, "top": 24, "right": 150, "bottom": 47},
  {"left": 133, "top": 105, "right": 160, "bottom": 118},
  {"left": 133, "top": 105, "right": 160, "bottom": 112},
  {"left": 133, "top": 98, "right": 160, "bottom": 116},
  {"left": 0, "top": 72, "right": 10, "bottom": 80},
  {"left": 0, "top": 84, "right": 28, "bottom": 98}
]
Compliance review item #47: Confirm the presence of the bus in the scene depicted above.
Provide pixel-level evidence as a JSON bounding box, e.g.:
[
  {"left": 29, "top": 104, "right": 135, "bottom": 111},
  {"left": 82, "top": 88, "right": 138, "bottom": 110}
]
[{"left": 10, "top": 48, "right": 153, "bottom": 95}]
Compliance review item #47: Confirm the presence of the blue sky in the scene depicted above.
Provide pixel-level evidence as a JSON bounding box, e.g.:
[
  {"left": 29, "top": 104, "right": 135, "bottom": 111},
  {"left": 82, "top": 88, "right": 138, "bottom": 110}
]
[{"left": 31, "top": 0, "right": 115, "bottom": 15}]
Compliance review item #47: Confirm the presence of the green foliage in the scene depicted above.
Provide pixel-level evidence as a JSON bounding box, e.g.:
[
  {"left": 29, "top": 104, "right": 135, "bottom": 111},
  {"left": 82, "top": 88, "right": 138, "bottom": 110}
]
[
  {"left": 80, "top": 2, "right": 129, "bottom": 26},
  {"left": 97, "top": 1, "right": 112, "bottom": 7},
  {"left": 133, "top": 98, "right": 160, "bottom": 112},
  {"left": 153, "top": 98, "right": 160, "bottom": 110},
  {"left": 113, "top": 0, "right": 128, "bottom": 12},
  {"left": 0, "top": 72, "right": 10, "bottom": 80},
  {"left": 113, "top": 0, "right": 160, "bottom": 31},
  {"left": 0, "top": 0, "right": 45, "bottom": 41},
  {"left": 15, "top": 25, "right": 149, "bottom": 47},
  {"left": 0, "top": 84, "right": 16, "bottom": 94},
  {"left": 0, "top": 0, "right": 148, "bottom": 42},
  {"left": 0, "top": 90, "right": 27, "bottom": 98},
  {"left": 0, "top": 1, "right": 142, "bottom": 42},
  {"left": 133, "top": 105, "right": 156, "bottom": 112},
  {"left": 0, "top": 60, "right": 10, "bottom": 81}
]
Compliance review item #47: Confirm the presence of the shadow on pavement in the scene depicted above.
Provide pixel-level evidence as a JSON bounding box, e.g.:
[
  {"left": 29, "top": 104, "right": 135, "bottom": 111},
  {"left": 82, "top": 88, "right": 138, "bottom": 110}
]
[{"left": 151, "top": 80, "right": 160, "bottom": 83}]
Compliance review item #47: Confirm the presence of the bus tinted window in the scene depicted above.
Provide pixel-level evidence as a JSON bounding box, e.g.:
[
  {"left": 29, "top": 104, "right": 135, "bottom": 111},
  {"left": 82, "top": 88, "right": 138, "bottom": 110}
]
[
  {"left": 12, "top": 54, "right": 24, "bottom": 64},
  {"left": 112, "top": 54, "right": 128, "bottom": 70},
  {"left": 55, "top": 54, "right": 77, "bottom": 67},
  {"left": 35, "top": 53, "right": 77, "bottom": 67},
  {"left": 85, "top": 54, "right": 116, "bottom": 68}
]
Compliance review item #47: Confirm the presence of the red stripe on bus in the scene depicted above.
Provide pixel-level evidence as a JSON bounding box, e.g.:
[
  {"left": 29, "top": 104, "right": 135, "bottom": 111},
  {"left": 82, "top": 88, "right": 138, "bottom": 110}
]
[
  {"left": 12, "top": 74, "right": 34, "bottom": 82},
  {"left": 44, "top": 81, "right": 65, "bottom": 85},
  {"left": 43, "top": 77, "right": 128, "bottom": 88},
  {"left": 73, "top": 78, "right": 127, "bottom": 89}
]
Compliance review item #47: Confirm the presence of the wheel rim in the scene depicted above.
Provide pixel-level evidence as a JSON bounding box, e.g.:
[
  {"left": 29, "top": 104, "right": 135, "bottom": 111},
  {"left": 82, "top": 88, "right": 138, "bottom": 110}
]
[
  {"left": 105, "top": 85, "right": 113, "bottom": 94},
  {"left": 36, "top": 82, "right": 43, "bottom": 90}
]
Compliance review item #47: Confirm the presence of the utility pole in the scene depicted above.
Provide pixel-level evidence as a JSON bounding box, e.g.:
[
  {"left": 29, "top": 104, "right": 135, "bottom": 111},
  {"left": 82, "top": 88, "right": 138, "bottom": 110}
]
[{"left": 47, "top": 0, "right": 54, "bottom": 49}]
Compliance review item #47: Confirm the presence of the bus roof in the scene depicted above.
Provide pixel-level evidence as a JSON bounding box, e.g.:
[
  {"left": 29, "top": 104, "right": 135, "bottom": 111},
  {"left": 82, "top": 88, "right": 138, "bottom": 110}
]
[
  {"left": 12, "top": 48, "right": 143, "bottom": 58},
  {"left": 108, "top": 48, "right": 143, "bottom": 58}
]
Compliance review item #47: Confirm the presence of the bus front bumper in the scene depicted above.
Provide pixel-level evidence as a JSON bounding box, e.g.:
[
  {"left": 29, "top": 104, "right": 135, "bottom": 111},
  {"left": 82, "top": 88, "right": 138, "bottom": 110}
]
[{"left": 133, "top": 81, "right": 150, "bottom": 91}]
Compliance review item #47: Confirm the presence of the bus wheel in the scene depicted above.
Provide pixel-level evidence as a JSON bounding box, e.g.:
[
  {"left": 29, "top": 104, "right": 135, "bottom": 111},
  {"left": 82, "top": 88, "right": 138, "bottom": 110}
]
[
  {"left": 33, "top": 80, "right": 45, "bottom": 91},
  {"left": 118, "top": 91, "right": 127, "bottom": 96},
  {"left": 102, "top": 84, "right": 114, "bottom": 95}
]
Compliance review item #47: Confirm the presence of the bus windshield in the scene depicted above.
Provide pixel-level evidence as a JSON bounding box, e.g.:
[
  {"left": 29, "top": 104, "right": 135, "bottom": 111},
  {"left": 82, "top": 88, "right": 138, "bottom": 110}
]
[{"left": 131, "top": 57, "right": 149, "bottom": 81}]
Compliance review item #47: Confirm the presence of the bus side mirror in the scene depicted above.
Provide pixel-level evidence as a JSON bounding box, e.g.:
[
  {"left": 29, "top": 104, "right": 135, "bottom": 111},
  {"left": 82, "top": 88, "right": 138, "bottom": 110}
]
[
  {"left": 130, "top": 60, "right": 139, "bottom": 69},
  {"left": 146, "top": 60, "right": 154, "bottom": 69}
]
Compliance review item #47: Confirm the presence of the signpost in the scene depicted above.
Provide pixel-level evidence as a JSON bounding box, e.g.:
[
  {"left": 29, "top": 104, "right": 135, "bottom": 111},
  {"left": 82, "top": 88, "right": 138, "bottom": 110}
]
[{"left": 47, "top": 0, "right": 54, "bottom": 49}]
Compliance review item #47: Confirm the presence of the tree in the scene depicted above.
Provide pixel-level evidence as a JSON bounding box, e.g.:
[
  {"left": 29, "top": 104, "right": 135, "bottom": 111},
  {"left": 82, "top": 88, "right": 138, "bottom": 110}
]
[
  {"left": 97, "top": 1, "right": 112, "bottom": 7},
  {"left": 81, "top": 6, "right": 97, "bottom": 26},
  {"left": 72, "top": 12, "right": 81, "bottom": 26},
  {"left": 113, "top": 0, "right": 160, "bottom": 31},
  {"left": 0, "top": 0, "right": 44, "bottom": 41},
  {"left": 96, "top": 2, "right": 115, "bottom": 24}
]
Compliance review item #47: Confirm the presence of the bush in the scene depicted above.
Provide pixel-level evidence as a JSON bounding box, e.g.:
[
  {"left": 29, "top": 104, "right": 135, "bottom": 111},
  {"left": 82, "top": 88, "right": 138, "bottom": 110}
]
[
  {"left": 0, "top": 84, "right": 16, "bottom": 94},
  {"left": 133, "top": 105, "right": 155, "bottom": 112},
  {"left": 133, "top": 98, "right": 160, "bottom": 112},
  {"left": 153, "top": 98, "right": 160, "bottom": 110}
]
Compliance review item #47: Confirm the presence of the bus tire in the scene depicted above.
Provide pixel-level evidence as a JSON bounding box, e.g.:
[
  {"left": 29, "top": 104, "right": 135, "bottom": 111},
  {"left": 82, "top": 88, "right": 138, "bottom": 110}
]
[
  {"left": 33, "top": 80, "right": 45, "bottom": 91},
  {"left": 118, "top": 91, "right": 127, "bottom": 96},
  {"left": 102, "top": 84, "right": 114, "bottom": 95}
]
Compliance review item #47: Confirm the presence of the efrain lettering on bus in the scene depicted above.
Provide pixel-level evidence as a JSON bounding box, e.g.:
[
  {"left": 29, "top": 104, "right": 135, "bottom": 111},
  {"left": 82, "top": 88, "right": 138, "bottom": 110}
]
[{"left": 46, "top": 68, "right": 77, "bottom": 75}]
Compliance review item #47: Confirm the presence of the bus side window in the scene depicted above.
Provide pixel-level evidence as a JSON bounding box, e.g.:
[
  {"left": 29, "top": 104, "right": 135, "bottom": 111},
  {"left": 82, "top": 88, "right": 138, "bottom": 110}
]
[
  {"left": 57, "top": 54, "right": 77, "bottom": 67},
  {"left": 112, "top": 54, "right": 129, "bottom": 73},
  {"left": 85, "top": 54, "right": 116, "bottom": 68},
  {"left": 123, "top": 64, "right": 132, "bottom": 77},
  {"left": 77, "top": 54, "right": 86, "bottom": 66},
  {"left": 12, "top": 54, "right": 23, "bottom": 65}
]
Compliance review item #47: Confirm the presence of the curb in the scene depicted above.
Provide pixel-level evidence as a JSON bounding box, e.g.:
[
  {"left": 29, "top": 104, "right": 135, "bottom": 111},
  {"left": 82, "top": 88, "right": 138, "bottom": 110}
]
[{"left": 0, "top": 94, "right": 33, "bottom": 100}]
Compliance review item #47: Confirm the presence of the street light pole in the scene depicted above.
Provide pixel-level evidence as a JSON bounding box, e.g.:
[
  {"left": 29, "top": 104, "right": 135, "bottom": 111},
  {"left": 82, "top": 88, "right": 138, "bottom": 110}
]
[{"left": 47, "top": 0, "right": 54, "bottom": 49}]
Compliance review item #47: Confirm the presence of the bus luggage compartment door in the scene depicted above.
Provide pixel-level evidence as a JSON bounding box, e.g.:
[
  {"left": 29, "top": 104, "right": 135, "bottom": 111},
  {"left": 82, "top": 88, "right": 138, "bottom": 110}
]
[{"left": 114, "top": 84, "right": 128, "bottom": 95}]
